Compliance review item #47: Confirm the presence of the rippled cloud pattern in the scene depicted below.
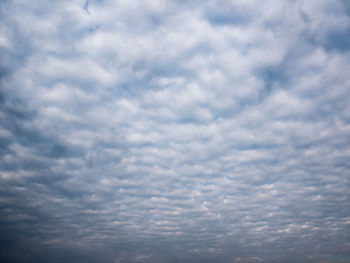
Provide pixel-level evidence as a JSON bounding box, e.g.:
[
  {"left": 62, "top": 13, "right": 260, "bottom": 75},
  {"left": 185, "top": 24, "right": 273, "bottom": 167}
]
[{"left": 1, "top": 0, "right": 350, "bottom": 262}]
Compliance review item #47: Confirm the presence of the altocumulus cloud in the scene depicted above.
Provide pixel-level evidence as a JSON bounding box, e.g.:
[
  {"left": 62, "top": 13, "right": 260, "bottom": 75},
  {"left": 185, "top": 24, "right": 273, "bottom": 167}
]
[{"left": 1, "top": 0, "right": 350, "bottom": 262}]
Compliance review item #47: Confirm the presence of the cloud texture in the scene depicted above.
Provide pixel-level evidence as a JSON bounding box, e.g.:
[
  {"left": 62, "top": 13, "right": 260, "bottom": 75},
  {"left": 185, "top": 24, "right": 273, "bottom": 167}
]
[{"left": 1, "top": 0, "right": 350, "bottom": 262}]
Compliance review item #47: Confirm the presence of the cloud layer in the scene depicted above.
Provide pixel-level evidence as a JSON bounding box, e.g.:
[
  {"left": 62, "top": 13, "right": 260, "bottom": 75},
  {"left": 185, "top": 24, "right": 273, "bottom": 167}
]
[{"left": 1, "top": 0, "right": 350, "bottom": 262}]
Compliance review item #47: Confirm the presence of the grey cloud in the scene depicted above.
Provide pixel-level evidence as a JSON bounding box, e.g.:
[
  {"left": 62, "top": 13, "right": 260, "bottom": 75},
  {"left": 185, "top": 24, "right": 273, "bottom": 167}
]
[{"left": 1, "top": 0, "right": 350, "bottom": 262}]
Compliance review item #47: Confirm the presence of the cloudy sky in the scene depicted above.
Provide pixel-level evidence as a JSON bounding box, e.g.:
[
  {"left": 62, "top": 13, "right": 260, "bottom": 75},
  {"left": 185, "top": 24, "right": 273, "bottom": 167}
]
[{"left": 1, "top": 0, "right": 350, "bottom": 262}]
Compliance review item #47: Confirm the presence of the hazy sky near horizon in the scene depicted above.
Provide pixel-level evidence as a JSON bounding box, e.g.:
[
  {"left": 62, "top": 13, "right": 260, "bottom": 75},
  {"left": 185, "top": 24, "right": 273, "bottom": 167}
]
[{"left": 1, "top": 0, "right": 350, "bottom": 262}]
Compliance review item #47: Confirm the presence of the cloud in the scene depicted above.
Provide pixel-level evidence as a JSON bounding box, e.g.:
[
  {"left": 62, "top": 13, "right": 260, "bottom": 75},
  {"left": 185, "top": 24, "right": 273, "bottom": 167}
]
[{"left": 1, "top": 0, "right": 350, "bottom": 262}]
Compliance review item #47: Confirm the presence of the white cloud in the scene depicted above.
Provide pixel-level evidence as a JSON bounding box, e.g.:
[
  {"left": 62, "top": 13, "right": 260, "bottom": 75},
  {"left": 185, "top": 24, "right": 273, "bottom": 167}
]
[{"left": 1, "top": 0, "right": 350, "bottom": 262}]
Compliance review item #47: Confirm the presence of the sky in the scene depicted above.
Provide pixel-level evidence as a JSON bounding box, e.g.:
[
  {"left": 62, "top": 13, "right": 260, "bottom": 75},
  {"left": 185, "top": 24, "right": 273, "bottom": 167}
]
[{"left": 0, "top": 0, "right": 350, "bottom": 262}]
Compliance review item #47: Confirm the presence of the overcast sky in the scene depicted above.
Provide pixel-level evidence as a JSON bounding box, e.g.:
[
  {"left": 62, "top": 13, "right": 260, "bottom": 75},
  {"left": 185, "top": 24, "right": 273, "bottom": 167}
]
[{"left": 1, "top": 0, "right": 350, "bottom": 262}]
